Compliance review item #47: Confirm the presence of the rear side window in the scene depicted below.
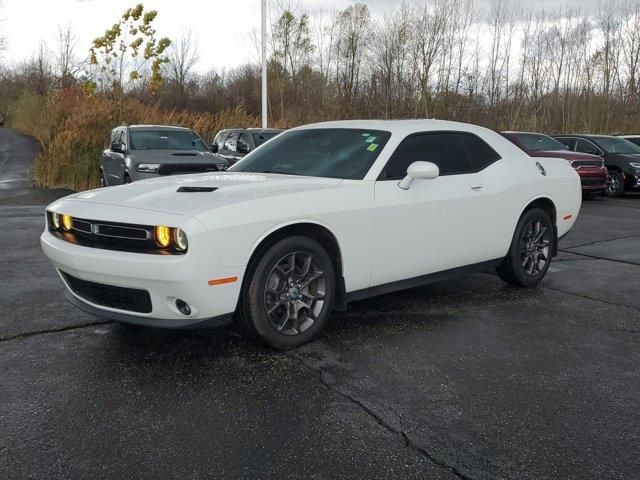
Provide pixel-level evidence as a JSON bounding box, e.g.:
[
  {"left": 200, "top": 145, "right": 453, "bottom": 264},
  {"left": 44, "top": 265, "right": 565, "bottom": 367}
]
[
  {"left": 555, "top": 137, "right": 576, "bottom": 150},
  {"left": 224, "top": 131, "right": 239, "bottom": 151},
  {"left": 458, "top": 133, "right": 501, "bottom": 171},
  {"left": 213, "top": 131, "right": 227, "bottom": 149},
  {"left": 380, "top": 132, "right": 475, "bottom": 180}
]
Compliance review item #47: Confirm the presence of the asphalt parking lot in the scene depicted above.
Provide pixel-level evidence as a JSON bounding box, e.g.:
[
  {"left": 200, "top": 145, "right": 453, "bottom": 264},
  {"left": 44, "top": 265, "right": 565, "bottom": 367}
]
[{"left": 1, "top": 129, "right": 639, "bottom": 479}]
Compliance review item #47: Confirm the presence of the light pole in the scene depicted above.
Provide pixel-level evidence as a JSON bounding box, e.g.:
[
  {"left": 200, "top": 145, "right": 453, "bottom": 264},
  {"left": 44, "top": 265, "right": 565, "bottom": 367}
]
[{"left": 261, "top": 0, "right": 267, "bottom": 128}]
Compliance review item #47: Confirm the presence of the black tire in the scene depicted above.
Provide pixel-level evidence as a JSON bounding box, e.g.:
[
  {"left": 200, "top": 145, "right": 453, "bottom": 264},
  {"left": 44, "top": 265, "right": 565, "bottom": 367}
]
[
  {"left": 237, "top": 236, "right": 336, "bottom": 349},
  {"left": 123, "top": 173, "right": 132, "bottom": 184},
  {"left": 605, "top": 170, "right": 625, "bottom": 197},
  {"left": 496, "top": 208, "right": 555, "bottom": 287}
]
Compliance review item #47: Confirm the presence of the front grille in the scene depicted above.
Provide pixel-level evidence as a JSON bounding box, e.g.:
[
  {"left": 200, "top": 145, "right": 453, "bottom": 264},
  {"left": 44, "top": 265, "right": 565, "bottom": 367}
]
[
  {"left": 61, "top": 271, "right": 152, "bottom": 313},
  {"left": 47, "top": 213, "right": 183, "bottom": 255},
  {"left": 571, "top": 160, "right": 603, "bottom": 168},
  {"left": 157, "top": 163, "right": 221, "bottom": 175}
]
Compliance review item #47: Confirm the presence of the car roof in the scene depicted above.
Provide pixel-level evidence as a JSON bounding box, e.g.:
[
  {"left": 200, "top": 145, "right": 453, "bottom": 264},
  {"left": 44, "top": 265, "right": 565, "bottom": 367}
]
[
  {"left": 219, "top": 128, "right": 284, "bottom": 134},
  {"left": 553, "top": 134, "right": 614, "bottom": 139},
  {"left": 122, "top": 125, "right": 193, "bottom": 131},
  {"left": 292, "top": 119, "right": 497, "bottom": 136},
  {"left": 502, "top": 131, "right": 553, "bottom": 137}
]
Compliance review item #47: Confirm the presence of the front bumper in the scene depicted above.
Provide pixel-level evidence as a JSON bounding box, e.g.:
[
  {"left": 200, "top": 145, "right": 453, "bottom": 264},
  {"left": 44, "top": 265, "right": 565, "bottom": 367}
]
[
  {"left": 41, "top": 219, "right": 243, "bottom": 328},
  {"left": 576, "top": 168, "right": 607, "bottom": 191}
]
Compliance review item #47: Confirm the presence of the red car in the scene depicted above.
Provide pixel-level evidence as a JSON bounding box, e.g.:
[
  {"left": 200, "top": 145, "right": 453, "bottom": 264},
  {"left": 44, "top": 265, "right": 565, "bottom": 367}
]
[{"left": 502, "top": 131, "right": 607, "bottom": 194}]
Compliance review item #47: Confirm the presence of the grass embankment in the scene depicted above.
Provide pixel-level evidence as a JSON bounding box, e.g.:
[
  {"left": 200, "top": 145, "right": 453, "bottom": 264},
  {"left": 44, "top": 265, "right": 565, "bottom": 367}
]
[{"left": 10, "top": 87, "right": 263, "bottom": 191}]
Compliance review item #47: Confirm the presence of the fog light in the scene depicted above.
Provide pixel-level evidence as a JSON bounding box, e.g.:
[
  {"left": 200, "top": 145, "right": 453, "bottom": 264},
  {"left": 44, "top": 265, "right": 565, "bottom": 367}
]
[
  {"left": 155, "top": 225, "right": 171, "bottom": 248},
  {"left": 62, "top": 214, "right": 73, "bottom": 231},
  {"left": 175, "top": 299, "right": 191, "bottom": 316}
]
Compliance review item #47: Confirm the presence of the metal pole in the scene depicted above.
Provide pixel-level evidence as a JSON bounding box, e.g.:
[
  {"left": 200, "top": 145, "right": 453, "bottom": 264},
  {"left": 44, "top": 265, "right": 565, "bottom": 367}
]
[{"left": 261, "top": 0, "right": 267, "bottom": 128}]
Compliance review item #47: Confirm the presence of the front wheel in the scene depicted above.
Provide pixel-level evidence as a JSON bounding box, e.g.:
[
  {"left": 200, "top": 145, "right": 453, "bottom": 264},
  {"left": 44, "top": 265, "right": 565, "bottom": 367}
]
[
  {"left": 237, "top": 236, "right": 336, "bottom": 349},
  {"left": 605, "top": 170, "right": 625, "bottom": 197},
  {"left": 497, "top": 208, "right": 555, "bottom": 287}
]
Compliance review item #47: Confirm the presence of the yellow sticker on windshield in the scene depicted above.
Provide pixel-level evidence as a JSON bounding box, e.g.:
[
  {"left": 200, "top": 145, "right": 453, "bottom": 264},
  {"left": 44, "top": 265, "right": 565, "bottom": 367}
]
[{"left": 367, "top": 143, "right": 378, "bottom": 152}]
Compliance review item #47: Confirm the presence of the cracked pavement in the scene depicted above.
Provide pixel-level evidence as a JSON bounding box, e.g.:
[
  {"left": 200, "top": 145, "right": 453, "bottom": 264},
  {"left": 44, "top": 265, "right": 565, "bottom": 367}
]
[{"left": 1, "top": 129, "right": 640, "bottom": 479}]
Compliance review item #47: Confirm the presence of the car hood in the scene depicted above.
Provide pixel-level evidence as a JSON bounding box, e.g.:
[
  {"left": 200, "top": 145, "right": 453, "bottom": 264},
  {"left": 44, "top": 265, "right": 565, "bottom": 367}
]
[
  {"left": 129, "top": 150, "right": 226, "bottom": 164},
  {"left": 606, "top": 153, "right": 640, "bottom": 162},
  {"left": 65, "top": 172, "right": 344, "bottom": 217}
]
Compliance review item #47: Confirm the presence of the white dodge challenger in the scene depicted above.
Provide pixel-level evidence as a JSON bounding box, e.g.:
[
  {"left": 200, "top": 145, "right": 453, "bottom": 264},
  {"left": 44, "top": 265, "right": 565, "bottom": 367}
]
[{"left": 41, "top": 120, "right": 581, "bottom": 348}]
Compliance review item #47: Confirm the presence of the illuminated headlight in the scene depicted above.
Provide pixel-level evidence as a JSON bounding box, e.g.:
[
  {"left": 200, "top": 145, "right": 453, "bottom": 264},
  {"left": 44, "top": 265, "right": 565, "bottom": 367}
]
[
  {"left": 173, "top": 228, "right": 188, "bottom": 251},
  {"left": 155, "top": 225, "right": 171, "bottom": 248},
  {"left": 136, "top": 163, "right": 160, "bottom": 173},
  {"left": 51, "top": 212, "right": 61, "bottom": 230},
  {"left": 62, "top": 214, "right": 73, "bottom": 231}
]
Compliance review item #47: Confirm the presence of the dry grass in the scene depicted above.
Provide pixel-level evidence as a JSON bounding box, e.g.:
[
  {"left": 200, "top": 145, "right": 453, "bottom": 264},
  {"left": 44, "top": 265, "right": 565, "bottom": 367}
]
[{"left": 11, "top": 87, "right": 266, "bottom": 190}]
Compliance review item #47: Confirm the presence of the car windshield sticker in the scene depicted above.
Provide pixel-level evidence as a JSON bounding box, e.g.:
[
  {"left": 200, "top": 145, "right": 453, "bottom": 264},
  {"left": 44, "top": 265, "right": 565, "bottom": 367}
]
[
  {"left": 365, "top": 136, "right": 376, "bottom": 143},
  {"left": 367, "top": 143, "right": 379, "bottom": 152},
  {"left": 361, "top": 133, "right": 370, "bottom": 137}
]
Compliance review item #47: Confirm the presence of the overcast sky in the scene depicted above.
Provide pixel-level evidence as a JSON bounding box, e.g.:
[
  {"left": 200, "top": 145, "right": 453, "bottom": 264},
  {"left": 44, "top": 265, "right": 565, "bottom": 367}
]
[{"left": 2, "top": 0, "right": 601, "bottom": 73}]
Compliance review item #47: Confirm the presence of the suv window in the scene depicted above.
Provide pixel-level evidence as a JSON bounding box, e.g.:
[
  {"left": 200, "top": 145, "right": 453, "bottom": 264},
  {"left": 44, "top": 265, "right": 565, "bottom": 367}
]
[
  {"left": 223, "top": 131, "right": 239, "bottom": 152},
  {"left": 238, "top": 132, "right": 253, "bottom": 152},
  {"left": 576, "top": 139, "right": 601, "bottom": 155},
  {"left": 213, "top": 131, "right": 227, "bottom": 150},
  {"left": 380, "top": 132, "right": 475, "bottom": 180},
  {"left": 555, "top": 137, "right": 576, "bottom": 150},
  {"left": 458, "top": 133, "right": 501, "bottom": 170}
]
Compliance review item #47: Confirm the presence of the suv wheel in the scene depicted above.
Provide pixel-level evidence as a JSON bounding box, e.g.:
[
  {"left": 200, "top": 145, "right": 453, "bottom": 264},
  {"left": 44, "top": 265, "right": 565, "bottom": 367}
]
[
  {"left": 605, "top": 170, "right": 625, "bottom": 197},
  {"left": 497, "top": 208, "right": 555, "bottom": 287},
  {"left": 237, "top": 236, "right": 335, "bottom": 349}
]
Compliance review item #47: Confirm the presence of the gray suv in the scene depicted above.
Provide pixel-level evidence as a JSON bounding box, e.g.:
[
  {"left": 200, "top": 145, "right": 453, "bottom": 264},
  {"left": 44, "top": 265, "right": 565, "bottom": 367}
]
[
  {"left": 100, "top": 125, "right": 229, "bottom": 186},
  {"left": 211, "top": 128, "right": 283, "bottom": 166}
]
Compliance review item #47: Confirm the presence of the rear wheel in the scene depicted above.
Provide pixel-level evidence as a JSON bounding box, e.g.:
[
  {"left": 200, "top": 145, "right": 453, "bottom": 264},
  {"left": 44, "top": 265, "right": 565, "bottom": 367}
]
[
  {"left": 237, "top": 236, "right": 335, "bottom": 349},
  {"left": 605, "top": 170, "right": 625, "bottom": 197},
  {"left": 497, "top": 208, "right": 555, "bottom": 287}
]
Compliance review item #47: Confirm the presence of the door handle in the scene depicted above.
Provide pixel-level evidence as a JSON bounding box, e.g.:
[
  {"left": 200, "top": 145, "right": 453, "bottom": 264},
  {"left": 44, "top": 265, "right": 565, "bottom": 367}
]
[{"left": 470, "top": 183, "right": 483, "bottom": 190}]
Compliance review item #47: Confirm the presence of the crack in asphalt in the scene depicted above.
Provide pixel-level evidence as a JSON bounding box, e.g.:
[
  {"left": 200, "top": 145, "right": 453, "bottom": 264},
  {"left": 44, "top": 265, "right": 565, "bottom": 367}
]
[
  {"left": 0, "top": 320, "right": 112, "bottom": 343},
  {"left": 542, "top": 285, "right": 640, "bottom": 314},
  {"left": 557, "top": 249, "right": 640, "bottom": 267},
  {"left": 562, "top": 234, "right": 640, "bottom": 250},
  {"left": 287, "top": 351, "right": 476, "bottom": 480}
]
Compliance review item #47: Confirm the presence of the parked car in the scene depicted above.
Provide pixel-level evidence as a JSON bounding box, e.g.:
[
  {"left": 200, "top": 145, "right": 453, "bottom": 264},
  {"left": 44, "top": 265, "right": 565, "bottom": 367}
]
[
  {"left": 553, "top": 134, "right": 640, "bottom": 197},
  {"left": 42, "top": 120, "right": 580, "bottom": 349},
  {"left": 502, "top": 131, "right": 607, "bottom": 195},
  {"left": 100, "top": 125, "right": 229, "bottom": 186},
  {"left": 211, "top": 128, "right": 284, "bottom": 165}
]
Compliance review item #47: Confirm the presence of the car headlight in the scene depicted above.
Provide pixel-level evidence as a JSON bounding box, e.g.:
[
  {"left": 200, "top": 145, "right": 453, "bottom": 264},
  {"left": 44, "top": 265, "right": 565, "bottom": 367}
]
[
  {"left": 629, "top": 162, "right": 640, "bottom": 168},
  {"left": 62, "top": 214, "right": 73, "bottom": 231},
  {"left": 136, "top": 163, "right": 160, "bottom": 173},
  {"left": 51, "top": 212, "right": 61, "bottom": 230},
  {"left": 173, "top": 228, "right": 188, "bottom": 251},
  {"left": 155, "top": 225, "right": 171, "bottom": 248}
]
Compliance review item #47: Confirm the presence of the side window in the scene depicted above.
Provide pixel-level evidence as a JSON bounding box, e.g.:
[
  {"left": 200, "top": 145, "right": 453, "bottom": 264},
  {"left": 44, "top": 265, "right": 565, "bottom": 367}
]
[
  {"left": 576, "top": 139, "right": 601, "bottom": 155},
  {"left": 120, "top": 130, "right": 128, "bottom": 150},
  {"left": 458, "top": 133, "right": 501, "bottom": 171},
  {"left": 556, "top": 137, "right": 576, "bottom": 150},
  {"left": 110, "top": 130, "right": 118, "bottom": 145},
  {"left": 224, "top": 131, "right": 239, "bottom": 152},
  {"left": 238, "top": 132, "right": 253, "bottom": 152},
  {"left": 214, "top": 131, "right": 227, "bottom": 149},
  {"left": 381, "top": 132, "right": 473, "bottom": 180}
]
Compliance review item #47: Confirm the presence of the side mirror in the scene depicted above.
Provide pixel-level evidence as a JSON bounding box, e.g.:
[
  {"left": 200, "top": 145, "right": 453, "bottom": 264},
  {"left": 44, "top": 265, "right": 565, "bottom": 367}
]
[
  {"left": 110, "top": 142, "right": 124, "bottom": 153},
  {"left": 237, "top": 141, "right": 250, "bottom": 154},
  {"left": 210, "top": 143, "right": 219, "bottom": 153},
  {"left": 398, "top": 161, "right": 439, "bottom": 190}
]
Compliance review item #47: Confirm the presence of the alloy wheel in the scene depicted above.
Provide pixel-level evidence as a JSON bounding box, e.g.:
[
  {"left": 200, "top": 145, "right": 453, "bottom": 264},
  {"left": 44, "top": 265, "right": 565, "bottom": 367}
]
[
  {"left": 520, "top": 218, "right": 550, "bottom": 276},
  {"left": 606, "top": 172, "right": 620, "bottom": 195},
  {"left": 263, "top": 251, "right": 326, "bottom": 336}
]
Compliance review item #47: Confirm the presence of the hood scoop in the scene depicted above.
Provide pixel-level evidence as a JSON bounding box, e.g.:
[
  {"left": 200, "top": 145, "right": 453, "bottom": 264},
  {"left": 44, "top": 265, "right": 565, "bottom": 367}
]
[
  {"left": 172, "top": 152, "right": 198, "bottom": 156},
  {"left": 176, "top": 186, "right": 218, "bottom": 193}
]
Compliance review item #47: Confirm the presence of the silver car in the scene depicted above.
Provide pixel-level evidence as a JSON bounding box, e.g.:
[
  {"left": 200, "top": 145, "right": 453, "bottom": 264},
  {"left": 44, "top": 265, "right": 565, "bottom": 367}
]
[{"left": 100, "top": 125, "right": 228, "bottom": 186}]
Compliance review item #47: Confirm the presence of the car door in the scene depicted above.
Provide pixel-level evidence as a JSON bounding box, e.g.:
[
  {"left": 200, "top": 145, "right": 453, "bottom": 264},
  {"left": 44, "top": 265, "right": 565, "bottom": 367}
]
[
  {"left": 103, "top": 129, "right": 124, "bottom": 184},
  {"left": 371, "top": 131, "right": 505, "bottom": 286}
]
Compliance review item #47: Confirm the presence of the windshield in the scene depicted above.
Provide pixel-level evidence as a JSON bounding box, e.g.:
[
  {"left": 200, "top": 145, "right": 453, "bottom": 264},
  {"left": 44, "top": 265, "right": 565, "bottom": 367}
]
[
  {"left": 252, "top": 132, "right": 280, "bottom": 147},
  {"left": 516, "top": 134, "right": 567, "bottom": 152},
  {"left": 231, "top": 128, "right": 391, "bottom": 179},
  {"left": 594, "top": 137, "right": 640, "bottom": 155},
  {"left": 129, "top": 130, "right": 209, "bottom": 151}
]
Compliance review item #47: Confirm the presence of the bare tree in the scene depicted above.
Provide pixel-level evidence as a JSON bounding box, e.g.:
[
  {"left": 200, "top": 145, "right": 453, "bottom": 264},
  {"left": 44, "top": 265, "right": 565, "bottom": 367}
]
[
  {"left": 166, "top": 29, "right": 200, "bottom": 99},
  {"left": 54, "top": 25, "right": 83, "bottom": 88}
]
